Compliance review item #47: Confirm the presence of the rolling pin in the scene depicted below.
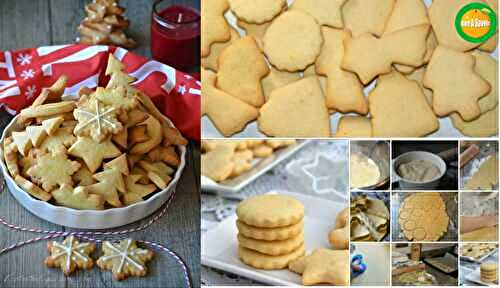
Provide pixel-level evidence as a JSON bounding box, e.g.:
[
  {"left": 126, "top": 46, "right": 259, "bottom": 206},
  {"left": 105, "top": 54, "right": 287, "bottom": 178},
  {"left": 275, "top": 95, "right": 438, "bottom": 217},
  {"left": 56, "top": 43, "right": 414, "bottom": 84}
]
[{"left": 459, "top": 144, "right": 480, "bottom": 168}]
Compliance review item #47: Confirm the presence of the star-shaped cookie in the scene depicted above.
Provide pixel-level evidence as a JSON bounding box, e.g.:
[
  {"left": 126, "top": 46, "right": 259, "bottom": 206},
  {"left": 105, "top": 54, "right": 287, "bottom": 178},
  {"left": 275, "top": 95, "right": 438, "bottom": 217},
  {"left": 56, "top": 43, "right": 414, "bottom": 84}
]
[
  {"left": 44, "top": 235, "right": 96, "bottom": 275},
  {"left": 288, "top": 248, "right": 349, "bottom": 285},
  {"left": 97, "top": 239, "right": 154, "bottom": 280},
  {"left": 68, "top": 136, "right": 121, "bottom": 173}
]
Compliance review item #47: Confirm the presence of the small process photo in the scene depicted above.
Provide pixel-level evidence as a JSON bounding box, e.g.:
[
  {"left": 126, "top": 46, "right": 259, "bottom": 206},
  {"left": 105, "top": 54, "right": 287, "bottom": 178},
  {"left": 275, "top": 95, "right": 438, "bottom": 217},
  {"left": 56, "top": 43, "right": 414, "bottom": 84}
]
[
  {"left": 391, "top": 192, "right": 458, "bottom": 242},
  {"left": 392, "top": 141, "right": 458, "bottom": 191},
  {"left": 350, "top": 140, "right": 390, "bottom": 191},
  {"left": 460, "top": 141, "right": 498, "bottom": 191},
  {"left": 460, "top": 192, "right": 498, "bottom": 242},
  {"left": 201, "top": 139, "right": 351, "bottom": 286},
  {"left": 460, "top": 242, "right": 498, "bottom": 286},
  {"left": 392, "top": 243, "right": 458, "bottom": 286},
  {"left": 350, "top": 243, "right": 390, "bottom": 286},
  {"left": 350, "top": 192, "right": 390, "bottom": 242}
]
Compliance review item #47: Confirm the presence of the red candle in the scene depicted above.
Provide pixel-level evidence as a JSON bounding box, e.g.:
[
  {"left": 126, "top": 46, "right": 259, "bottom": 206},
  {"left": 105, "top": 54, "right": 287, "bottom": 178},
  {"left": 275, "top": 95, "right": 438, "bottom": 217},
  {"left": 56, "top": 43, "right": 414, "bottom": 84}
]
[{"left": 151, "top": 1, "right": 200, "bottom": 70}]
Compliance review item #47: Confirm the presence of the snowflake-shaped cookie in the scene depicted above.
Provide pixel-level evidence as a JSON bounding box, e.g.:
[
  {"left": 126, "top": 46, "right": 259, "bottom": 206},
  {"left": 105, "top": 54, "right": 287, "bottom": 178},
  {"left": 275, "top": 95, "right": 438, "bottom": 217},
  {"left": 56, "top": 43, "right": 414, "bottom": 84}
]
[
  {"left": 97, "top": 239, "right": 154, "bottom": 280},
  {"left": 44, "top": 235, "right": 96, "bottom": 275},
  {"left": 27, "top": 149, "right": 81, "bottom": 192},
  {"left": 74, "top": 98, "right": 123, "bottom": 142}
]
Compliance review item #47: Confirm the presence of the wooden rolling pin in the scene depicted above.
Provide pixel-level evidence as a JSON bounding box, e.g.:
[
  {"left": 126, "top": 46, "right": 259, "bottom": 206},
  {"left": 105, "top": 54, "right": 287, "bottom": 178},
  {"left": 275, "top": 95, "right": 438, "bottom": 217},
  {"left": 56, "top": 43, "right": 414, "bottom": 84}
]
[
  {"left": 438, "top": 147, "right": 458, "bottom": 162},
  {"left": 392, "top": 263, "right": 426, "bottom": 276},
  {"left": 459, "top": 144, "right": 480, "bottom": 168}
]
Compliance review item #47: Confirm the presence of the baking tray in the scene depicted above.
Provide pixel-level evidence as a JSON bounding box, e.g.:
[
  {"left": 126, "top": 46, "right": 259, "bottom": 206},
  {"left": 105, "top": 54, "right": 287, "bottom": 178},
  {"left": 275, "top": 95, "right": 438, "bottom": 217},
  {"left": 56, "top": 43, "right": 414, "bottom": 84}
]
[
  {"left": 201, "top": 140, "right": 311, "bottom": 194},
  {"left": 424, "top": 252, "right": 458, "bottom": 274},
  {"left": 460, "top": 244, "right": 498, "bottom": 263}
]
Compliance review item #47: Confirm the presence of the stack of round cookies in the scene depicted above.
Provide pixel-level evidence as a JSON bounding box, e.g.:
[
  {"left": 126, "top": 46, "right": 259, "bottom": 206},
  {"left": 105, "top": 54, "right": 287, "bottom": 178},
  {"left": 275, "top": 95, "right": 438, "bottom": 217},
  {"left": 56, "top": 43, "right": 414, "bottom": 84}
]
[
  {"left": 236, "top": 194, "right": 305, "bottom": 269},
  {"left": 480, "top": 262, "right": 497, "bottom": 283}
]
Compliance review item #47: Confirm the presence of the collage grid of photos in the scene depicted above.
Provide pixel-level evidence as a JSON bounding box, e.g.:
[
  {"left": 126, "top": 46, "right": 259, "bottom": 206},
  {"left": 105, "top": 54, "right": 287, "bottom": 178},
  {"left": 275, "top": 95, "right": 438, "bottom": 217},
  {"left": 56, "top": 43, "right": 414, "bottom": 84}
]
[{"left": 201, "top": 139, "right": 499, "bottom": 286}]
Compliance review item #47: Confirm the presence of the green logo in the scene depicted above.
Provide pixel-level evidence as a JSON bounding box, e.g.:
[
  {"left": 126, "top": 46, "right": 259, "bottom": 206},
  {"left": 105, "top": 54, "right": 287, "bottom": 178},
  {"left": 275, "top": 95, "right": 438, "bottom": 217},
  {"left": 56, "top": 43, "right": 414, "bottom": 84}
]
[{"left": 455, "top": 2, "right": 497, "bottom": 43}]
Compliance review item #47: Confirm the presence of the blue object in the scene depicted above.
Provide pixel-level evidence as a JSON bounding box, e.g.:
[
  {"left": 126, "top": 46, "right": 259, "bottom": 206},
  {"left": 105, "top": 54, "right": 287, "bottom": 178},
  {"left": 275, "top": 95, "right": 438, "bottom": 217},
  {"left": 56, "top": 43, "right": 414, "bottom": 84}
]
[{"left": 351, "top": 254, "right": 367, "bottom": 278}]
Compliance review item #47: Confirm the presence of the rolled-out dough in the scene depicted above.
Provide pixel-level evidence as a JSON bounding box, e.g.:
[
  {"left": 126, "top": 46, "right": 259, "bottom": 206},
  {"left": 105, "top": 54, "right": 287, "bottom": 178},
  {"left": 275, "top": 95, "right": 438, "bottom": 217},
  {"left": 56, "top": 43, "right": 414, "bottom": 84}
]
[
  {"left": 464, "top": 154, "right": 499, "bottom": 190},
  {"left": 398, "top": 192, "right": 449, "bottom": 241}
]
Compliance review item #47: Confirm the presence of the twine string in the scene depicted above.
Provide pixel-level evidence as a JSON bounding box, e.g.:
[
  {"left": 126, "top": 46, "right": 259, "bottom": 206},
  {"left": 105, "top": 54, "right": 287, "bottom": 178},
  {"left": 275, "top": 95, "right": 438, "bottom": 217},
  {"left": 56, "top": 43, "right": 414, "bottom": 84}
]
[{"left": 0, "top": 178, "right": 192, "bottom": 288}]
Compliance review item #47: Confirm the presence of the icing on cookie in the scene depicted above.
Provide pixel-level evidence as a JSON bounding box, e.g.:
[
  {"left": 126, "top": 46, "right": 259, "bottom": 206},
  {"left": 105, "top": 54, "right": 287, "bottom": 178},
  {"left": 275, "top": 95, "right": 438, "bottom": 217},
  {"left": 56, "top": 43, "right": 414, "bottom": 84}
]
[
  {"left": 44, "top": 235, "right": 95, "bottom": 275},
  {"left": 74, "top": 99, "right": 122, "bottom": 142}
]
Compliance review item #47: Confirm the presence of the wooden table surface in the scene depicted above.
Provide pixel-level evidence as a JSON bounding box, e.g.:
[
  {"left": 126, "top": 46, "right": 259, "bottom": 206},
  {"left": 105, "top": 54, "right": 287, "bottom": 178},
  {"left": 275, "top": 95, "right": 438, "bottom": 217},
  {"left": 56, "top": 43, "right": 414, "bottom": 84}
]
[{"left": 0, "top": 1, "right": 200, "bottom": 287}]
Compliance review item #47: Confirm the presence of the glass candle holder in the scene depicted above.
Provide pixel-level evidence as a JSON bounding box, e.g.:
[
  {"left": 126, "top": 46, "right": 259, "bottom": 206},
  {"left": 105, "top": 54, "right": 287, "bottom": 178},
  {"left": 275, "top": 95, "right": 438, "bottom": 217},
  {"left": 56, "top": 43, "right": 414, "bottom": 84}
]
[{"left": 151, "top": 0, "right": 200, "bottom": 71}]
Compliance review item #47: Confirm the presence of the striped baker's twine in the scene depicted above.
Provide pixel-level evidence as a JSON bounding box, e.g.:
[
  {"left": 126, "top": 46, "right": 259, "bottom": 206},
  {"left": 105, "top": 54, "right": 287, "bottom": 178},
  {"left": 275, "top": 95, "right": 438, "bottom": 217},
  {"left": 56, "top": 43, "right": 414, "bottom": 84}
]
[
  {"left": 0, "top": 180, "right": 193, "bottom": 287},
  {"left": 0, "top": 186, "right": 176, "bottom": 236},
  {"left": 0, "top": 233, "right": 192, "bottom": 288}
]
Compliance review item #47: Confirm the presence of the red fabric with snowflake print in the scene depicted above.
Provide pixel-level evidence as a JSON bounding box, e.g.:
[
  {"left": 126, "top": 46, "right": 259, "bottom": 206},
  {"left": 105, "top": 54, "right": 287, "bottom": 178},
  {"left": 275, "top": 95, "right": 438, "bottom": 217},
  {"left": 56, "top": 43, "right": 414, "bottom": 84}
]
[{"left": 0, "top": 44, "right": 200, "bottom": 140}]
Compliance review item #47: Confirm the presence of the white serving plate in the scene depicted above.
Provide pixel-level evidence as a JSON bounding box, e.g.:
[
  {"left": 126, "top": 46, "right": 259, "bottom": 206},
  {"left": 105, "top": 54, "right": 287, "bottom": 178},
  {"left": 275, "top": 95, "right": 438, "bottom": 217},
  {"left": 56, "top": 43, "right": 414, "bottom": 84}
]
[
  {"left": 201, "top": 0, "right": 498, "bottom": 138},
  {"left": 0, "top": 113, "right": 186, "bottom": 229},
  {"left": 201, "top": 190, "right": 347, "bottom": 286},
  {"left": 201, "top": 140, "right": 310, "bottom": 194},
  {"left": 465, "top": 266, "right": 498, "bottom": 286}
]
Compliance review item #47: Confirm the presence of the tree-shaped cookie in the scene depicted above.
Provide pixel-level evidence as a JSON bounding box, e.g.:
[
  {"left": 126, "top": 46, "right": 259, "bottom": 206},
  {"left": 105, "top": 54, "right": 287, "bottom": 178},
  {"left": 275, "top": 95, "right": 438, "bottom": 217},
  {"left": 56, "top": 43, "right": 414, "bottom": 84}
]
[
  {"left": 258, "top": 77, "right": 331, "bottom": 137},
  {"left": 39, "top": 126, "right": 76, "bottom": 154},
  {"left": 201, "top": 0, "right": 231, "bottom": 57},
  {"left": 97, "top": 239, "right": 154, "bottom": 280},
  {"left": 27, "top": 149, "right": 81, "bottom": 192},
  {"left": 81, "top": 168, "right": 125, "bottom": 207},
  {"left": 74, "top": 98, "right": 123, "bottom": 143},
  {"left": 52, "top": 184, "right": 104, "bottom": 210},
  {"left": 44, "top": 235, "right": 96, "bottom": 275},
  {"left": 202, "top": 68, "right": 258, "bottom": 137},
  {"left": 424, "top": 46, "right": 491, "bottom": 121},
  {"left": 77, "top": 0, "right": 136, "bottom": 48},
  {"left": 217, "top": 36, "right": 269, "bottom": 107},
  {"left": 369, "top": 71, "right": 439, "bottom": 137}
]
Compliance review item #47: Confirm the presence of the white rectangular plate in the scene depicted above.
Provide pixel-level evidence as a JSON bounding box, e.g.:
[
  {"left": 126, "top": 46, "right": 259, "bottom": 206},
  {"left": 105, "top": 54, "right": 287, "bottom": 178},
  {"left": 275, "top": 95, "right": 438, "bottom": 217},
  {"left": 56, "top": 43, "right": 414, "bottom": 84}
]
[
  {"left": 465, "top": 266, "right": 497, "bottom": 286},
  {"left": 201, "top": 190, "right": 347, "bottom": 286},
  {"left": 201, "top": 140, "right": 310, "bottom": 194}
]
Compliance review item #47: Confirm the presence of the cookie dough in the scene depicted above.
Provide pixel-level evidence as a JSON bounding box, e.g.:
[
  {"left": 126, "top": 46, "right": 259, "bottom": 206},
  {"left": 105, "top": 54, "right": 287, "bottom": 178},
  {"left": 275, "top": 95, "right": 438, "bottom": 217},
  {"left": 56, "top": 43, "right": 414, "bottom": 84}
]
[
  {"left": 350, "top": 153, "right": 380, "bottom": 188},
  {"left": 464, "top": 155, "right": 499, "bottom": 190},
  {"left": 398, "top": 193, "right": 449, "bottom": 241},
  {"left": 397, "top": 160, "right": 441, "bottom": 182}
]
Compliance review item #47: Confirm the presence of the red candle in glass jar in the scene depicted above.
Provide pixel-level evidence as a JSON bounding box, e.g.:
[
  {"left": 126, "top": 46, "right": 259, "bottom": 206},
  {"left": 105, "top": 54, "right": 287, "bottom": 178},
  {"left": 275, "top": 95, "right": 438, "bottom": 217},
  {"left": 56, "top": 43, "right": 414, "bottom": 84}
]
[{"left": 151, "top": 1, "right": 200, "bottom": 71}]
